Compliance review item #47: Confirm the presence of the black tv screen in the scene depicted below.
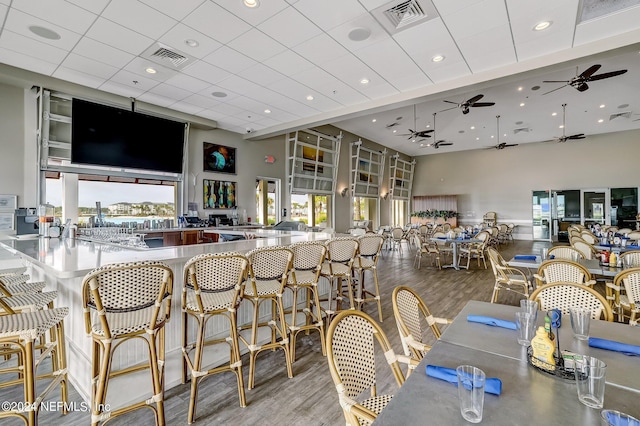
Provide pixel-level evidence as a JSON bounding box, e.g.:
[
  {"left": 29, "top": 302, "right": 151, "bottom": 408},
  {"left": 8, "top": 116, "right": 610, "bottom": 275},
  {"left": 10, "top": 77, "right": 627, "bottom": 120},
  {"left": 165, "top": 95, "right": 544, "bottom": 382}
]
[{"left": 71, "top": 99, "right": 185, "bottom": 173}]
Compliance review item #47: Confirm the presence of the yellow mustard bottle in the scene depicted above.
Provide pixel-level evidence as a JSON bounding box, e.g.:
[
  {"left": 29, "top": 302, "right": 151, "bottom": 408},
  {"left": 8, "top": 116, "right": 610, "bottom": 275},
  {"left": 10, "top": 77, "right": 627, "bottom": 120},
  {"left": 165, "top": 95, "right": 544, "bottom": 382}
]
[{"left": 531, "top": 326, "right": 556, "bottom": 371}]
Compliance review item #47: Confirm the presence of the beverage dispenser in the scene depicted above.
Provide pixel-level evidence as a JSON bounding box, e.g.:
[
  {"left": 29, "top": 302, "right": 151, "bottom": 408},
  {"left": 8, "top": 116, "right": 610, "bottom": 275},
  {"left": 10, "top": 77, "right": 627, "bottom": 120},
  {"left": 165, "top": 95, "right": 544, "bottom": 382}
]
[{"left": 38, "top": 204, "right": 55, "bottom": 237}]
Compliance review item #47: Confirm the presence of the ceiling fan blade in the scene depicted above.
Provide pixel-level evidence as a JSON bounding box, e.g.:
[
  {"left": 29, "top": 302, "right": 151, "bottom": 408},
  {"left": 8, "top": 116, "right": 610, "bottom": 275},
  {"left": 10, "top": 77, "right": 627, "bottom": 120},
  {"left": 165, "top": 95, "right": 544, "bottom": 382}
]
[
  {"left": 504, "top": 144, "right": 519, "bottom": 147},
  {"left": 438, "top": 106, "right": 458, "bottom": 113},
  {"left": 442, "top": 100, "right": 460, "bottom": 105},
  {"left": 576, "top": 83, "right": 589, "bottom": 92},
  {"left": 543, "top": 80, "right": 571, "bottom": 83},
  {"left": 567, "top": 134, "right": 585, "bottom": 139},
  {"left": 542, "top": 85, "right": 568, "bottom": 95},
  {"left": 467, "top": 94, "right": 484, "bottom": 105},
  {"left": 579, "top": 64, "right": 602, "bottom": 79},
  {"left": 587, "top": 69, "right": 628, "bottom": 81},
  {"left": 471, "top": 102, "right": 495, "bottom": 107},
  {"left": 438, "top": 142, "right": 453, "bottom": 146}
]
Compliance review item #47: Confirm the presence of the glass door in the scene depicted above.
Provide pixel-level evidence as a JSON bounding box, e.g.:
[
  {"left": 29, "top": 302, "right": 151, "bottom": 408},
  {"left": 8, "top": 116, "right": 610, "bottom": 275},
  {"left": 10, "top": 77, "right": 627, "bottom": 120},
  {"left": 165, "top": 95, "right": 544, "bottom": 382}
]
[
  {"left": 532, "top": 190, "right": 551, "bottom": 241},
  {"left": 582, "top": 189, "right": 610, "bottom": 227}
]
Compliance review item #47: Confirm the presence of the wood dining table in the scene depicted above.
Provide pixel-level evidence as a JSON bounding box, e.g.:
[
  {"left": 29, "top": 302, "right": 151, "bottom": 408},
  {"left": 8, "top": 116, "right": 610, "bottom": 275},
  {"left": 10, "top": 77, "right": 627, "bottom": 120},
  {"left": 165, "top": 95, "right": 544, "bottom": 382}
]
[{"left": 373, "top": 301, "right": 640, "bottom": 425}]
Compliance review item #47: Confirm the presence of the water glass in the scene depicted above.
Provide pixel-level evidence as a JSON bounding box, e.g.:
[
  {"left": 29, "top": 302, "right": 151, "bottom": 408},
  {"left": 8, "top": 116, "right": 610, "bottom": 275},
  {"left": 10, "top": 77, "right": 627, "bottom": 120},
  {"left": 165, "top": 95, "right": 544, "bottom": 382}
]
[
  {"left": 600, "top": 410, "right": 640, "bottom": 426},
  {"left": 515, "top": 312, "right": 536, "bottom": 346},
  {"left": 520, "top": 299, "right": 539, "bottom": 322},
  {"left": 575, "top": 356, "right": 607, "bottom": 409},
  {"left": 541, "top": 248, "right": 548, "bottom": 260},
  {"left": 457, "top": 365, "right": 485, "bottom": 423},
  {"left": 570, "top": 307, "right": 591, "bottom": 340}
]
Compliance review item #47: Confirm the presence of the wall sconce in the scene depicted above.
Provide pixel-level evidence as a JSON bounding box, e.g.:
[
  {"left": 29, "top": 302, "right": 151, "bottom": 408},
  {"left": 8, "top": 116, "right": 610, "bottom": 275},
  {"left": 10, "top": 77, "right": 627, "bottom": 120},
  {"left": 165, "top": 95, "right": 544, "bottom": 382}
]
[
  {"left": 381, "top": 193, "right": 389, "bottom": 200},
  {"left": 340, "top": 188, "right": 349, "bottom": 197}
]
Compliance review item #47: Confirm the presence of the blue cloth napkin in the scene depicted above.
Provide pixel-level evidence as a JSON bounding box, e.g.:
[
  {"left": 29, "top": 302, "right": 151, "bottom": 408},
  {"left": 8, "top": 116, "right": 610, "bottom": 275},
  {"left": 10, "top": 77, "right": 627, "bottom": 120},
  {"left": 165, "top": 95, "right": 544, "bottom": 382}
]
[
  {"left": 467, "top": 315, "right": 517, "bottom": 330},
  {"left": 600, "top": 243, "right": 614, "bottom": 247},
  {"left": 605, "top": 411, "right": 640, "bottom": 426},
  {"left": 628, "top": 245, "right": 640, "bottom": 249},
  {"left": 589, "top": 337, "right": 640, "bottom": 356},
  {"left": 514, "top": 255, "right": 536, "bottom": 260},
  {"left": 425, "top": 365, "right": 502, "bottom": 395}
]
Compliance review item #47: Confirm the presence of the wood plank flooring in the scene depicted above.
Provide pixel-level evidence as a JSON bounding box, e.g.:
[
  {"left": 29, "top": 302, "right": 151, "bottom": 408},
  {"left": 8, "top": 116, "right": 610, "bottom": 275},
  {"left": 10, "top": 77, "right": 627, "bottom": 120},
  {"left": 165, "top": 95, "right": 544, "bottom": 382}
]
[{"left": 0, "top": 240, "right": 550, "bottom": 425}]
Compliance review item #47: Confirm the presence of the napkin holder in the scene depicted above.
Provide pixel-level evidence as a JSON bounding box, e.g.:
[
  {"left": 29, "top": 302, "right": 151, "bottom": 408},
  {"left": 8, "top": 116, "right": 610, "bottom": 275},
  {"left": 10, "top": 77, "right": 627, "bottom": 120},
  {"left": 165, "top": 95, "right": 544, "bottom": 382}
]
[{"left": 526, "top": 347, "right": 582, "bottom": 381}]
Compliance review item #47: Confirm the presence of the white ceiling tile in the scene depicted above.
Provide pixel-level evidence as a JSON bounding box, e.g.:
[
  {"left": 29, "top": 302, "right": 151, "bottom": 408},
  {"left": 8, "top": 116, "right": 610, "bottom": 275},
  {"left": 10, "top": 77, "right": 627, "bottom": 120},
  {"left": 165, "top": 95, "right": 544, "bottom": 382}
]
[
  {"left": 464, "top": 46, "right": 516, "bottom": 73},
  {"left": 66, "top": 0, "right": 110, "bottom": 15},
  {"left": 11, "top": 0, "right": 97, "bottom": 34},
  {"left": 0, "top": 0, "right": 10, "bottom": 5},
  {"left": 258, "top": 6, "right": 321, "bottom": 48},
  {"left": 293, "top": 0, "right": 367, "bottom": 31},
  {"left": 358, "top": 0, "right": 391, "bottom": 11},
  {"left": 432, "top": 0, "right": 485, "bottom": 17},
  {"left": 4, "top": 8, "right": 82, "bottom": 50},
  {"left": 139, "top": 0, "right": 205, "bottom": 21},
  {"left": 108, "top": 69, "right": 160, "bottom": 92},
  {"left": 205, "top": 102, "right": 245, "bottom": 117},
  {"left": 123, "top": 57, "right": 180, "bottom": 82},
  {"left": 258, "top": 106, "right": 299, "bottom": 121},
  {"left": 238, "top": 63, "right": 286, "bottom": 86},
  {"left": 290, "top": 65, "right": 370, "bottom": 105},
  {"left": 353, "top": 79, "right": 399, "bottom": 99},
  {"left": 0, "top": 46, "right": 58, "bottom": 75},
  {"left": 442, "top": 0, "right": 507, "bottom": 40},
  {"left": 293, "top": 33, "right": 351, "bottom": 67},
  {"left": 60, "top": 52, "right": 118, "bottom": 79},
  {"left": 213, "top": 0, "right": 289, "bottom": 26},
  {"left": 0, "top": 4, "right": 6, "bottom": 23},
  {"left": 158, "top": 23, "right": 222, "bottom": 60},
  {"left": 169, "top": 101, "right": 205, "bottom": 115},
  {"left": 515, "top": 29, "right": 576, "bottom": 62},
  {"left": 137, "top": 91, "right": 176, "bottom": 108},
  {"left": 216, "top": 74, "right": 264, "bottom": 95},
  {"left": 262, "top": 50, "right": 315, "bottom": 76},
  {"left": 227, "top": 29, "right": 287, "bottom": 62},
  {"left": 203, "top": 86, "right": 241, "bottom": 103},
  {"left": 164, "top": 73, "right": 210, "bottom": 93},
  {"left": 181, "top": 93, "right": 220, "bottom": 109},
  {"left": 102, "top": 0, "right": 177, "bottom": 40},
  {"left": 182, "top": 60, "right": 232, "bottom": 84},
  {"left": 202, "top": 46, "right": 257, "bottom": 74},
  {"left": 183, "top": 1, "right": 251, "bottom": 44},
  {"left": 423, "top": 60, "right": 471, "bottom": 84},
  {"left": 85, "top": 17, "right": 153, "bottom": 55},
  {"left": 226, "top": 96, "right": 268, "bottom": 113},
  {"left": 147, "top": 82, "right": 193, "bottom": 101},
  {"left": 52, "top": 67, "right": 107, "bottom": 88},
  {"left": 321, "top": 54, "right": 378, "bottom": 89},
  {"left": 327, "top": 12, "right": 390, "bottom": 52},
  {"left": 574, "top": 6, "right": 640, "bottom": 46},
  {"left": 302, "top": 92, "right": 342, "bottom": 112},
  {"left": 456, "top": 24, "right": 514, "bottom": 59},
  {"left": 0, "top": 29, "right": 68, "bottom": 65},
  {"left": 72, "top": 37, "right": 135, "bottom": 69},
  {"left": 254, "top": 117, "right": 282, "bottom": 127},
  {"left": 98, "top": 80, "right": 146, "bottom": 98}
]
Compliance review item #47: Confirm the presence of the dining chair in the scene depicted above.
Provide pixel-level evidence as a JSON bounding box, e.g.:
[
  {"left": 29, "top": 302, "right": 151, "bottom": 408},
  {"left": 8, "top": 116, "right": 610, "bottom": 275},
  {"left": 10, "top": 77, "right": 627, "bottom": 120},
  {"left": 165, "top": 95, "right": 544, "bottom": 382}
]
[
  {"left": 620, "top": 250, "right": 640, "bottom": 267},
  {"left": 533, "top": 259, "right": 596, "bottom": 288},
  {"left": 353, "top": 234, "right": 384, "bottom": 322},
  {"left": 413, "top": 233, "right": 442, "bottom": 270},
  {"left": 391, "top": 286, "right": 451, "bottom": 360},
  {"left": 605, "top": 267, "right": 640, "bottom": 324},
  {"left": 326, "top": 310, "right": 418, "bottom": 426},
  {"left": 529, "top": 282, "right": 613, "bottom": 321},
  {"left": 571, "top": 238, "right": 598, "bottom": 260},
  {"left": 390, "top": 227, "right": 406, "bottom": 256},
  {"left": 547, "top": 246, "right": 584, "bottom": 261},
  {"left": 458, "top": 230, "right": 489, "bottom": 270},
  {"left": 497, "top": 224, "right": 509, "bottom": 244},
  {"left": 580, "top": 231, "right": 598, "bottom": 245},
  {"left": 486, "top": 247, "right": 530, "bottom": 303},
  {"left": 319, "top": 237, "right": 359, "bottom": 322},
  {"left": 626, "top": 231, "right": 640, "bottom": 242},
  {"left": 617, "top": 228, "right": 632, "bottom": 235},
  {"left": 506, "top": 223, "right": 515, "bottom": 242}
]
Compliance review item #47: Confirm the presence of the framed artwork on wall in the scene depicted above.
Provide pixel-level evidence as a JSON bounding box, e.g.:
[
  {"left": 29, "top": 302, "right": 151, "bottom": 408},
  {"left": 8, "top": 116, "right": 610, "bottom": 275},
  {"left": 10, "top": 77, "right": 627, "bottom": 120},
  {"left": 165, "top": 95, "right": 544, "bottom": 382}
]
[
  {"left": 0, "top": 212, "right": 14, "bottom": 230},
  {"left": 203, "top": 180, "right": 237, "bottom": 209},
  {"left": 0, "top": 194, "right": 17, "bottom": 210},
  {"left": 203, "top": 142, "right": 236, "bottom": 174}
]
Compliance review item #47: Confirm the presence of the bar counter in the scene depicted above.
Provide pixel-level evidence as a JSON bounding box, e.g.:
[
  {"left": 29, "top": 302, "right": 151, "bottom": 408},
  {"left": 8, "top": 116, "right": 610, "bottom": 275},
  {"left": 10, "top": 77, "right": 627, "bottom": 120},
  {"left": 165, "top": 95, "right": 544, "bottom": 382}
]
[{"left": 0, "top": 230, "right": 335, "bottom": 409}]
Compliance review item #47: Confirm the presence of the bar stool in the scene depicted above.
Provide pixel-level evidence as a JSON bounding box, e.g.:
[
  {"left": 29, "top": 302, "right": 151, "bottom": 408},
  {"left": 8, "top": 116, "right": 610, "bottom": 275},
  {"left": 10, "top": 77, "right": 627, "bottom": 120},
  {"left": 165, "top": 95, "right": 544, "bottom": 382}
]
[
  {"left": 82, "top": 261, "right": 174, "bottom": 426},
  {"left": 286, "top": 241, "right": 327, "bottom": 362},
  {"left": 0, "top": 302, "right": 69, "bottom": 425},
  {"left": 0, "top": 274, "right": 46, "bottom": 296},
  {"left": 239, "top": 246, "right": 294, "bottom": 389},
  {"left": 319, "top": 237, "right": 359, "bottom": 322},
  {"left": 353, "top": 234, "right": 384, "bottom": 322},
  {"left": 182, "top": 252, "right": 248, "bottom": 424}
]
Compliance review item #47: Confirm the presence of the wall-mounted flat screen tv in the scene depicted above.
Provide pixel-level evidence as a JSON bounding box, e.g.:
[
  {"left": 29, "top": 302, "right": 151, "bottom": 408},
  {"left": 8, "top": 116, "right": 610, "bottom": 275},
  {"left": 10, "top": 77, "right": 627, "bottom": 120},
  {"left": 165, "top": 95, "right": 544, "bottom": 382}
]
[{"left": 71, "top": 99, "right": 186, "bottom": 173}]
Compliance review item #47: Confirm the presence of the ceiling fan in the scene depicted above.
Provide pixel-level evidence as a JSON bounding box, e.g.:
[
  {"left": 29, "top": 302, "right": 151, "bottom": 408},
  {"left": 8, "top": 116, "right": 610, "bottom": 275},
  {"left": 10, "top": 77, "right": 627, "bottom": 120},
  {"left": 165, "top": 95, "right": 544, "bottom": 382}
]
[
  {"left": 554, "top": 104, "right": 586, "bottom": 143},
  {"left": 440, "top": 94, "right": 495, "bottom": 115},
  {"left": 542, "top": 64, "right": 627, "bottom": 95},
  {"left": 385, "top": 116, "right": 403, "bottom": 129},
  {"left": 486, "top": 115, "right": 518, "bottom": 150},
  {"left": 398, "top": 105, "right": 433, "bottom": 140},
  {"left": 421, "top": 113, "right": 453, "bottom": 149}
]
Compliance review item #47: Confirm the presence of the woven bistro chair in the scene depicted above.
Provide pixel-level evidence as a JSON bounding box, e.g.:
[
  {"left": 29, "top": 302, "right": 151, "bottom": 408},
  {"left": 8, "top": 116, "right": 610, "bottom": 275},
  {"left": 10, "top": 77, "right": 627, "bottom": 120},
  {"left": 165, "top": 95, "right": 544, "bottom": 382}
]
[
  {"left": 620, "top": 250, "right": 640, "bottom": 267},
  {"left": 413, "top": 233, "right": 442, "bottom": 270},
  {"left": 580, "top": 230, "right": 598, "bottom": 245},
  {"left": 82, "top": 261, "right": 174, "bottom": 426},
  {"left": 286, "top": 241, "right": 327, "bottom": 362},
  {"left": 458, "top": 230, "right": 489, "bottom": 270},
  {"left": 571, "top": 238, "right": 598, "bottom": 260},
  {"left": 529, "top": 282, "right": 613, "bottom": 321},
  {"left": 392, "top": 286, "right": 451, "bottom": 361},
  {"left": 353, "top": 234, "right": 384, "bottom": 322},
  {"left": 486, "top": 247, "right": 530, "bottom": 303},
  {"left": 182, "top": 252, "right": 248, "bottom": 424},
  {"left": 605, "top": 267, "right": 640, "bottom": 324},
  {"left": 548, "top": 246, "right": 585, "bottom": 261},
  {"left": 319, "top": 237, "right": 359, "bottom": 322},
  {"left": 533, "top": 259, "right": 596, "bottom": 288},
  {"left": 326, "top": 310, "right": 418, "bottom": 426},
  {"left": 627, "top": 231, "right": 640, "bottom": 242},
  {"left": 0, "top": 274, "right": 47, "bottom": 297},
  {"left": 389, "top": 227, "right": 406, "bottom": 256},
  {"left": 240, "top": 246, "right": 294, "bottom": 390}
]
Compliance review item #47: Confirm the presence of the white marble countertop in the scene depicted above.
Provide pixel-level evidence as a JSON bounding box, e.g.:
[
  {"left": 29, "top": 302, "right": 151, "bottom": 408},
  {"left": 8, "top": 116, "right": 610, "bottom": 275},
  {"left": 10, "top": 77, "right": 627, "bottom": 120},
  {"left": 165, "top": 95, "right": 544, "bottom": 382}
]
[{"left": 0, "top": 231, "right": 335, "bottom": 279}]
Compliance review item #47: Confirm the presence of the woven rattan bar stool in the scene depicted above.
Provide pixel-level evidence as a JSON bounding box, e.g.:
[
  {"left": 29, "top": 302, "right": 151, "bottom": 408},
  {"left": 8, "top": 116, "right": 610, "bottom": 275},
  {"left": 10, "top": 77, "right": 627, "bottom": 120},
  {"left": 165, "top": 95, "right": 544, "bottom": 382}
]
[
  {"left": 353, "top": 234, "right": 384, "bottom": 322},
  {"left": 0, "top": 305, "right": 69, "bottom": 425},
  {"left": 319, "top": 237, "right": 359, "bottom": 322},
  {"left": 286, "top": 241, "right": 327, "bottom": 362},
  {"left": 182, "top": 252, "right": 248, "bottom": 424},
  {"left": 0, "top": 274, "right": 46, "bottom": 296},
  {"left": 82, "top": 261, "right": 174, "bottom": 426},
  {"left": 239, "top": 246, "right": 294, "bottom": 390}
]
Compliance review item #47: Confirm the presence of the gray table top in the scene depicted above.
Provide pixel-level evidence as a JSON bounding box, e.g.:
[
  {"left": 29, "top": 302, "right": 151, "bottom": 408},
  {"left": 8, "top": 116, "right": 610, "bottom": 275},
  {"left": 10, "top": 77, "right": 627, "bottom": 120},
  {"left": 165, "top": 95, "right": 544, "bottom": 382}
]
[
  {"left": 507, "top": 256, "right": 623, "bottom": 278},
  {"left": 440, "top": 301, "right": 640, "bottom": 391},
  {"left": 373, "top": 341, "right": 640, "bottom": 425}
]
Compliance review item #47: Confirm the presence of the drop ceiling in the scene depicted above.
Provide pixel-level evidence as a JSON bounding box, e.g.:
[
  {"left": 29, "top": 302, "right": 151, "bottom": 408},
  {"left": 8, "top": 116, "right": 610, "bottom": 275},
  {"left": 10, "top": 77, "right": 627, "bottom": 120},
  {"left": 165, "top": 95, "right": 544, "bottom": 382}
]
[{"left": 0, "top": 0, "right": 639, "bottom": 156}]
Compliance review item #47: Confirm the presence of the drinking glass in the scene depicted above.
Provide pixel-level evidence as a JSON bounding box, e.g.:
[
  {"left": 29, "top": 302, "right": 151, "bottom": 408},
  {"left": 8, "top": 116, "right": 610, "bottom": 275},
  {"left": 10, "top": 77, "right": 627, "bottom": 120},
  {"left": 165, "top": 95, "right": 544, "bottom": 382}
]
[
  {"left": 515, "top": 312, "right": 536, "bottom": 346},
  {"left": 520, "top": 299, "right": 539, "bottom": 322},
  {"left": 570, "top": 307, "right": 591, "bottom": 340},
  {"left": 600, "top": 410, "right": 640, "bottom": 426},
  {"left": 575, "top": 356, "right": 606, "bottom": 409},
  {"left": 541, "top": 248, "right": 548, "bottom": 260},
  {"left": 457, "top": 365, "right": 485, "bottom": 424}
]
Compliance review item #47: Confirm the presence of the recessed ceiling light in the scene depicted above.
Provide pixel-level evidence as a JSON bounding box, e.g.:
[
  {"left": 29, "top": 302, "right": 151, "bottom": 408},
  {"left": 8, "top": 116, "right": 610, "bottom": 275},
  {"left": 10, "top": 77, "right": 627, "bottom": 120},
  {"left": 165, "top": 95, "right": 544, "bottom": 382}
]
[
  {"left": 476, "top": 137, "right": 480, "bottom": 141},
  {"left": 533, "top": 21, "right": 552, "bottom": 31},
  {"left": 598, "top": 119, "right": 604, "bottom": 123},
  {"left": 264, "top": 109, "right": 271, "bottom": 114},
  {"left": 599, "top": 104, "right": 605, "bottom": 108},
  {"left": 348, "top": 27, "right": 371, "bottom": 42},
  {"left": 211, "top": 91, "right": 227, "bottom": 98},
  {"left": 372, "top": 118, "right": 377, "bottom": 122},
  {"left": 420, "top": 143, "right": 425, "bottom": 147},
  {"left": 360, "top": 78, "right": 369, "bottom": 85},
  {"left": 185, "top": 39, "right": 199, "bottom": 47},
  {"left": 470, "top": 126, "right": 475, "bottom": 130},
  {"left": 426, "top": 124, "right": 430, "bottom": 128},
  {"left": 520, "top": 102, "right": 525, "bottom": 107},
  {"left": 552, "top": 112, "right": 557, "bottom": 116},
  {"left": 432, "top": 55, "right": 445, "bottom": 63},
  {"left": 559, "top": 125, "right": 564, "bottom": 129},
  {"left": 491, "top": 135, "right": 494, "bottom": 139},
  {"left": 518, "top": 87, "right": 523, "bottom": 91},
  {"left": 412, "top": 139, "right": 416, "bottom": 143},
  {"left": 306, "top": 95, "right": 314, "bottom": 101},
  {"left": 392, "top": 130, "right": 397, "bottom": 133},
  {"left": 28, "top": 25, "right": 61, "bottom": 40},
  {"left": 243, "top": 0, "right": 259, "bottom": 8},
  {"left": 145, "top": 67, "right": 157, "bottom": 74},
  {"left": 503, "top": 133, "right": 507, "bottom": 137}
]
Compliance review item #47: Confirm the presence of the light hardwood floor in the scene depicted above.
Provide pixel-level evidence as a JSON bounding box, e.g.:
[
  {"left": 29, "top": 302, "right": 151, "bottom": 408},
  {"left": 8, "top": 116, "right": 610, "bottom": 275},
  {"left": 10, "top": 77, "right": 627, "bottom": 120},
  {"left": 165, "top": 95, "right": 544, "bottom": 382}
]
[{"left": 0, "top": 240, "right": 550, "bottom": 425}]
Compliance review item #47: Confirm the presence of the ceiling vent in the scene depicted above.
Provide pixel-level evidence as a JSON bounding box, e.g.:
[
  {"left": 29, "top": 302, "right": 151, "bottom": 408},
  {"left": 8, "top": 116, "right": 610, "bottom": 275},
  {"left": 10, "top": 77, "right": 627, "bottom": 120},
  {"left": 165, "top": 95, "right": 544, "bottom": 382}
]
[
  {"left": 372, "top": 0, "right": 439, "bottom": 35},
  {"left": 142, "top": 43, "right": 193, "bottom": 70},
  {"left": 513, "top": 127, "right": 530, "bottom": 134},
  {"left": 609, "top": 111, "right": 632, "bottom": 121}
]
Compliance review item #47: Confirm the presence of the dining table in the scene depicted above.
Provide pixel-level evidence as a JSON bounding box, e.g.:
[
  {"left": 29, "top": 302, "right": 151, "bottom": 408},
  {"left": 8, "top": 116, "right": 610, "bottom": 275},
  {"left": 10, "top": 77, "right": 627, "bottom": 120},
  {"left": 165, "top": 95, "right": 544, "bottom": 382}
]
[
  {"left": 507, "top": 255, "right": 624, "bottom": 278},
  {"left": 373, "top": 300, "right": 640, "bottom": 425},
  {"left": 430, "top": 236, "right": 480, "bottom": 270}
]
